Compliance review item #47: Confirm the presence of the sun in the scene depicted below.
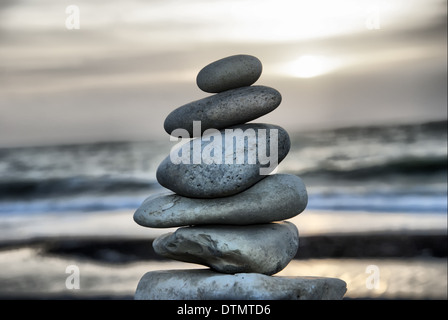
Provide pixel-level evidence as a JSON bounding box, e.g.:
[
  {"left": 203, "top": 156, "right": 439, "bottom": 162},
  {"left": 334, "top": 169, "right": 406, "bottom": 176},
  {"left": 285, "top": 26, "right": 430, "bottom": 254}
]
[{"left": 287, "top": 55, "right": 341, "bottom": 78}]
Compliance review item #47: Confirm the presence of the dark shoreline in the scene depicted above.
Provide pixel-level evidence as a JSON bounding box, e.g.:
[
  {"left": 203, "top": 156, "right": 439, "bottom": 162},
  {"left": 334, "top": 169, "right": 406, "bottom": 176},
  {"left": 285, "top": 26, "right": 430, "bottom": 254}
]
[
  {"left": 1, "top": 232, "right": 446, "bottom": 300},
  {"left": 1, "top": 232, "right": 445, "bottom": 264}
]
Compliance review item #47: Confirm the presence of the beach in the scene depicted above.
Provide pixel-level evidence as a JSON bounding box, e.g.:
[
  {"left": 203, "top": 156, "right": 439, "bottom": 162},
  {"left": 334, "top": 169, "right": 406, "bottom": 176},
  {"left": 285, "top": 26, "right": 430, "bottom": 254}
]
[
  {"left": 0, "top": 0, "right": 446, "bottom": 303},
  {"left": 0, "top": 209, "right": 446, "bottom": 300},
  {"left": 0, "top": 121, "right": 446, "bottom": 300}
]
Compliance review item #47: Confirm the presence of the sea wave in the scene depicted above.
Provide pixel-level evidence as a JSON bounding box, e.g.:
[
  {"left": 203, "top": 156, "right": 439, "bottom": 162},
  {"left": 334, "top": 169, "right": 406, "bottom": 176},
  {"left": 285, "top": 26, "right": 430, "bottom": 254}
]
[
  {"left": 1, "top": 188, "right": 445, "bottom": 214},
  {"left": 0, "top": 194, "right": 149, "bottom": 215},
  {"left": 0, "top": 120, "right": 446, "bottom": 215},
  {"left": 295, "top": 154, "right": 447, "bottom": 179},
  {"left": 0, "top": 176, "right": 160, "bottom": 200},
  {"left": 307, "top": 192, "right": 447, "bottom": 213}
]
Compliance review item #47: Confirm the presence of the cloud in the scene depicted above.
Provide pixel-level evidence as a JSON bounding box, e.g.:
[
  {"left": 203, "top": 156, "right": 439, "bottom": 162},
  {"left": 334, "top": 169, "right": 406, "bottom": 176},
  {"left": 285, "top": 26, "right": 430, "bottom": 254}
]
[{"left": 0, "top": 0, "right": 446, "bottom": 147}]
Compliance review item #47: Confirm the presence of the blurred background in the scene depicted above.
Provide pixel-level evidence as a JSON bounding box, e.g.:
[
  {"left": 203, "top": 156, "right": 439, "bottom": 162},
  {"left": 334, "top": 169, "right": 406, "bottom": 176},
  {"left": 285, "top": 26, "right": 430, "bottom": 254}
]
[{"left": 0, "top": 0, "right": 446, "bottom": 299}]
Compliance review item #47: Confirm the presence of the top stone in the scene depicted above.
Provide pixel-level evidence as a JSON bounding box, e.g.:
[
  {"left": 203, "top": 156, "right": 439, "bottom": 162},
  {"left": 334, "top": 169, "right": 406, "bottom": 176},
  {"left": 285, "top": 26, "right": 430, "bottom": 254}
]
[{"left": 196, "top": 55, "right": 262, "bottom": 93}]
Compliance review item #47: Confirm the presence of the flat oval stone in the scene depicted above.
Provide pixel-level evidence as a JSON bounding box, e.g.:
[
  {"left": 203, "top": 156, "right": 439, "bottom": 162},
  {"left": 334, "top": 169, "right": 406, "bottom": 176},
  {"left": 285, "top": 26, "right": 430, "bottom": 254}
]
[
  {"left": 156, "top": 123, "right": 291, "bottom": 198},
  {"left": 152, "top": 222, "right": 299, "bottom": 275},
  {"left": 135, "top": 269, "right": 347, "bottom": 300},
  {"left": 196, "top": 54, "right": 262, "bottom": 93},
  {"left": 164, "top": 85, "right": 281, "bottom": 136},
  {"left": 134, "top": 174, "right": 307, "bottom": 228}
]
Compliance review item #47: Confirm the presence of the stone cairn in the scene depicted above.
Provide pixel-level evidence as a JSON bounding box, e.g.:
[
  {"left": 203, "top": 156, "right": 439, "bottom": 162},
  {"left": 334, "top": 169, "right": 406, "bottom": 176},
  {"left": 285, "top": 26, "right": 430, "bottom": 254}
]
[{"left": 134, "top": 55, "right": 347, "bottom": 300}]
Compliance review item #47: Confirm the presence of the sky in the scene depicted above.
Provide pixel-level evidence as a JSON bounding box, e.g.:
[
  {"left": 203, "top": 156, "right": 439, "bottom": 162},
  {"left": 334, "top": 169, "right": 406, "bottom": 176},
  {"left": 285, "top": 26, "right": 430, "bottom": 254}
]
[{"left": 0, "top": 0, "right": 446, "bottom": 147}]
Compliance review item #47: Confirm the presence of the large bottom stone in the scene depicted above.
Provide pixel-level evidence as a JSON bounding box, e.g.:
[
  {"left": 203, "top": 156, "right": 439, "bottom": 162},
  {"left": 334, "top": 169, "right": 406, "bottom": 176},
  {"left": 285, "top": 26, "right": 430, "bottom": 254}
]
[{"left": 135, "top": 269, "right": 347, "bottom": 300}]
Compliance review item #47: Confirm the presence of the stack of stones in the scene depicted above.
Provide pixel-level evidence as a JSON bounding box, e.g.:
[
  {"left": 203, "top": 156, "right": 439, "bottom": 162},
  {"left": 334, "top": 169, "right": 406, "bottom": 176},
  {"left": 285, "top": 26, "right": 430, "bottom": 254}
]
[{"left": 134, "top": 55, "right": 346, "bottom": 300}]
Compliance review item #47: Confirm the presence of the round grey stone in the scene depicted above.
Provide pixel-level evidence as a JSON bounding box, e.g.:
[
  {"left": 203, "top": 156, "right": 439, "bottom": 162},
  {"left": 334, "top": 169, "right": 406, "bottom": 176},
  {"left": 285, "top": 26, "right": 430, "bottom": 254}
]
[
  {"left": 135, "top": 269, "right": 347, "bottom": 300},
  {"left": 152, "top": 221, "right": 299, "bottom": 275},
  {"left": 164, "top": 85, "right": 282, "bottom": 136},
  {"left": 196, "top": 54, "right": 262, "bottom": 93},
  {"left": 134, "top": 174, "right": 307, "bottom": 228},
  {"left": 156, "top": 123, "right": 291, "bottom": 198}
]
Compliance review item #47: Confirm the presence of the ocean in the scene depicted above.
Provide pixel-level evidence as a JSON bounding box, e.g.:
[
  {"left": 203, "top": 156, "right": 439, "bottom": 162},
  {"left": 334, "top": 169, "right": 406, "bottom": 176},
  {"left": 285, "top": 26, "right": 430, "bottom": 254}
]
[{"left": 0, "top": 120, "right": 446, "bottom": 216}]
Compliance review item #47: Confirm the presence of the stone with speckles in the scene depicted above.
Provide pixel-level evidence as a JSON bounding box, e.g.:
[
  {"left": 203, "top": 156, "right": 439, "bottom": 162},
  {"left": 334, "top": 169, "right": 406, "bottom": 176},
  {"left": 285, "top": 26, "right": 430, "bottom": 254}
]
[
  {"left": 156, "top": 123, "right": 290, "bottom": 198},
  {"left": 196, "top": 54, "right": 262, "bottom": 93},
  {"left": 164, "top": 85, "right": 281, "bottom": 136}
]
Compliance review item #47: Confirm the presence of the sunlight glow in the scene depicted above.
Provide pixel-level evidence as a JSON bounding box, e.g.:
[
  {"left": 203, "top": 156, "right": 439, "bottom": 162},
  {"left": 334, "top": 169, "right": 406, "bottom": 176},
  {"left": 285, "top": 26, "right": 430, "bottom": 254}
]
[{"left": 286, "top": 55, "right": 342, "bottom": 78}]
